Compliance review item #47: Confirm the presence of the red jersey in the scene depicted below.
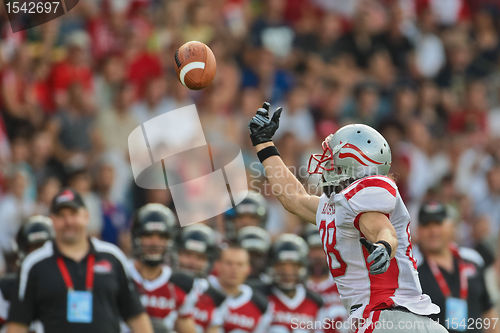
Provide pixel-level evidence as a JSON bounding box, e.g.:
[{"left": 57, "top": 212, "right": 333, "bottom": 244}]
[
  {"left": 209, "top": 276, "right": 272, "bottom": 333},
  {"left": 307, "top": 277, "right": 348, "bottom": 333},
  {"left": 307, "top": 276, "right": 342, "bottom": 307},
  {"left": 266, "top": 284, "right": 323, "bottom": 332},
  {"left": 192, "top": 278, "right": 227, "bottom": 331},
  {"left": 129, "top": 263, "right": 197, "bottom": 331}
]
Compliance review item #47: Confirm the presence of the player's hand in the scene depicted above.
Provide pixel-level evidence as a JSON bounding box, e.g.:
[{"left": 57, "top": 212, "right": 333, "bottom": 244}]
[
  {"left": 360, "top": 238, "right": 390, "bottom": 275},
  {"left": 248, "top": 102, "right": 283, "bottom": 146}
]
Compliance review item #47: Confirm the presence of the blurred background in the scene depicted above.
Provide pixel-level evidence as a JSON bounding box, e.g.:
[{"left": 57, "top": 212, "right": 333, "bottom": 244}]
[{"left": 0, "top": 0, "right": 499, "bottom": 308}]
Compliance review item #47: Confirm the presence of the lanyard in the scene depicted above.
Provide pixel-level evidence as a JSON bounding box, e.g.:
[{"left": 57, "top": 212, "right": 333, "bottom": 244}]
[
  {"left": 428, "top": 251, "right": 468, "bottom": 299},
  {"left": 57, "top": 254, "right": 95, "bottom": 291}
]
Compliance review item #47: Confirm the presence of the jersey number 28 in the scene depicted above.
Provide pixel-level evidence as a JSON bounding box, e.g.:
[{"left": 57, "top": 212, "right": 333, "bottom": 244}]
[{"left": 319, "top": 219, "right": 347, "bottom": 277}]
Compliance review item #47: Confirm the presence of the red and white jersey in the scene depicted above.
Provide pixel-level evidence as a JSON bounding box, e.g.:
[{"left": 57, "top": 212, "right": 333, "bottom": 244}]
[
  {"left": 315, "top": 175, "right": 440, "bottom": 320},
  {"left": 307, "top": 276, "right": 347, "bottom": 333},
  {"left": 191, "top": 278, "right": 227, "bottom": 332},
  {"left": 209, "top": 276, "right": 272, "bottom": 333},
  {"left": 307, "top": 276, "right": 342, "bottom": 307},
  {"left": 266, "top": 284, "right": 323, "bottom": 333},
  {"left": 129, "top": 263, "right": 197, "bottom": 331}
]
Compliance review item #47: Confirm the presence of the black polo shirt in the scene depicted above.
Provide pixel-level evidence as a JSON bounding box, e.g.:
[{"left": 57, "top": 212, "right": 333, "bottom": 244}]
[
  {"left": 418, "top": 253, "right": 493, "bottom": 333},
  {"left": 8, "top": 238, "right": 144, "bottom": 333}
]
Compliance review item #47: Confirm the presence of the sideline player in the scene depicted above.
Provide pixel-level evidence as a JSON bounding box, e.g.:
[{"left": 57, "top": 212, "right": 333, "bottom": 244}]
[
  {"left": 0, "top": 215, "right": 53, "bottom": 333},
  {"left": 248, "top": 102, "right": 448, "bottom": 332},
  {"left": 237, "top": 226, "right": 272, "bottom": 288},
  {"left": 264, "top": 234, "right": 324, "bottom": 332},
  {"left": 209, "top": 244, "right": 272, "bottom": 332},
  {"left": 304, "top": 225, "right": 347, "bottom": 333},
  {"left": 176, "top": 224, "right": 226, "bottom": 333},
  {"left": 129, "top": 203, "right": 197, "bottom": 333},
  {"left": 225, "top": 191, "right": 268, "bottom": 240}
]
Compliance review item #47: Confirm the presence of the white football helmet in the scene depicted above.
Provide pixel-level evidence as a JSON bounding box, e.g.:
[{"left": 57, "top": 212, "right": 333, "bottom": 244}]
[{"left": 308, "top": 124, "right": 392, "bottom": 187}]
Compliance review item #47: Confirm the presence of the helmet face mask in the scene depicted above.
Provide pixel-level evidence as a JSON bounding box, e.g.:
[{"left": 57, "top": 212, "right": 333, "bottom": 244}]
[
  {"left": 135, "top": 233, "right": 171, "bottom": 267},
  {"left": 237, "top": 226, "right": 271, "bottom": 278},
  {"left": 177, "top": 249, "right": 209, "bottom": 277},
  {"left": 176, "top": 224, "right": 216, "bottom": 277},
  {"left": 270, "top": 234, "right": 308, "bottom": 292},
  {"left": 132, "top": 204, "right": 178, "bottom": 267},
  {"left": 308, "top": 124, "right": 392, "bottom": 189},
  {"left": 272, "top": 261, "right": 304, "bottom": 292}
]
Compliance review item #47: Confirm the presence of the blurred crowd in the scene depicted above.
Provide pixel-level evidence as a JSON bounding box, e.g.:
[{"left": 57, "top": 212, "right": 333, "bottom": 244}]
[{"left": 0, "top": 0, "right": 500, "bottom": 297}]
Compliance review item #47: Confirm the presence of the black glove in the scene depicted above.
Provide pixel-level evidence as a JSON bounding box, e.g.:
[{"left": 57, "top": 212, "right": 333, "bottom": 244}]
[
  {"left": 248, "top": 102, "right": 283, "bottom": 146},
  {"left": 360, "top": 238, "right": 391, "bottom": 275}
]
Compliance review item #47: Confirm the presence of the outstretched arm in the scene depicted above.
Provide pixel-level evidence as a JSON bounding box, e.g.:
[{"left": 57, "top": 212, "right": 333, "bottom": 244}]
[{"left": 250, "top": 103, "right": 319, "bottom": 223}]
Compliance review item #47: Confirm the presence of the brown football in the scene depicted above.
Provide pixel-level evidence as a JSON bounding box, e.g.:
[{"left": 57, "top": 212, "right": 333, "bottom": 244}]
[{"left": 174, "top": 41, "right": 216, "bottom": 90}]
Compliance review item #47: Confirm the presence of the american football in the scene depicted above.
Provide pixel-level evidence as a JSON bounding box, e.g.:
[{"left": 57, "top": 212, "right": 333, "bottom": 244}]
[{"left": 174, "top": 41, "right": 216, "bottom": 90}]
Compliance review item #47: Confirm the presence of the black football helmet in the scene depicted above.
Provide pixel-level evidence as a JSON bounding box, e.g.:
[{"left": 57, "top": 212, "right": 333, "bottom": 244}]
[
  {"left": 237, "top": 226, "right": 271, "bottom": 281},
  {"left": 237, "top": 226, "right": 271, "bottom": 254},
  {"left": 270, "top": 234, "right": 309, "bottom": 291},
  {"left": 132, "top": 203, "right": 177, "bottom": 266},
  {"left": 234, "top": 191, "right": 268, "bottom": 225},
  {"left": 176, "top": 224, "right": 216, "bottom": 276},
  {"left": 225, "top": 190, "right": 268, "bottom": 240},
  {"left": 303, "top": 224, "right": 322, "bottom": 249},
  {"left": 302, "top": 224, "right": 329, "bottom": 277},
  {"left": 16, "top": 215, "right": 54, "bottom": 261}
]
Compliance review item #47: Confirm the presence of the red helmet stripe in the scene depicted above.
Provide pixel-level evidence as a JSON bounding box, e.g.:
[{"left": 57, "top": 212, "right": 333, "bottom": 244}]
[
  {"left": 338, "top": 152, "right": 368, "bottom": 166},
  {"left": 343, "top": 143, "right": 382, "bottom": 165}
]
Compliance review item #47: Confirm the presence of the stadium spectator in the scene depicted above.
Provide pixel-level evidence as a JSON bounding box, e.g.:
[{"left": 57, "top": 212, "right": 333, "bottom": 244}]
[
  {"left": 0, "top": 169, "right": 34, "bottom": 254},
  {"left": 94, "top": 83, "right": 139, "bottom": 156},
  {"left": 66, "top": 168, "right": 103, "bottom": 238}
]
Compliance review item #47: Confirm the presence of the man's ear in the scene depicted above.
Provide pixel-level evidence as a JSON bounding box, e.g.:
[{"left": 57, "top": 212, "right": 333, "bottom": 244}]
[{"left": 243, "top": 260, "right": 251, "bottom": 277}]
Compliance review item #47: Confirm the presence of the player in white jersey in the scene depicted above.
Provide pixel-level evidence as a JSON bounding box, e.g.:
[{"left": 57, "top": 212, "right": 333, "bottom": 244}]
[{"left": 248, "top": 102, "right": 448, "bottom": 333}]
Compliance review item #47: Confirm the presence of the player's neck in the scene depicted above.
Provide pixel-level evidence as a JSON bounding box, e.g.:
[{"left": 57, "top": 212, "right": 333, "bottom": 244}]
[
  {"left": 220, "top": 283, "right": 241, "bottom": 297},
  {"left": 427, "top": 247, "right": 454, "bottom": 272},
  {"left": 282, "top": 289, "right": 297, "bottom": 298},
  {"left": 136, "top": 261, "right": 163, "bottom": 281}
]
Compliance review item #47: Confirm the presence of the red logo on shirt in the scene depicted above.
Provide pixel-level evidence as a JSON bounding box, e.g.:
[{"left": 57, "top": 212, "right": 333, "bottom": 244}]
[{"left": 94, "top": 260, "right": 112, "bottom": 273}]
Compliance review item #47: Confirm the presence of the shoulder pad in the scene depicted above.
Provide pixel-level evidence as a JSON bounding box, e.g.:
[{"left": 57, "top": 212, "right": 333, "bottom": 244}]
[
  {"left": 250, "top": 288, "right": 269, "bottom": 314},
  {"left": 306, "top": 289, "right": 324, "bottom": 308},
  {"left": 343, "top": 176, "right": 397, "bottom": 200},
  {"left": 245, "top": 278, "right": 269, "bottom": 291},
  {"left": 170, "top": 271, "right": 195, "bottom": 294},
  {"left": 458, "top": 247, "right": 484, "bottom": 267},
  {"left": 343, "top": 176, "right": 397, "bottom": 214},
  {"left": 205, "top": 285, "right": 226, "bottom": 307}
]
